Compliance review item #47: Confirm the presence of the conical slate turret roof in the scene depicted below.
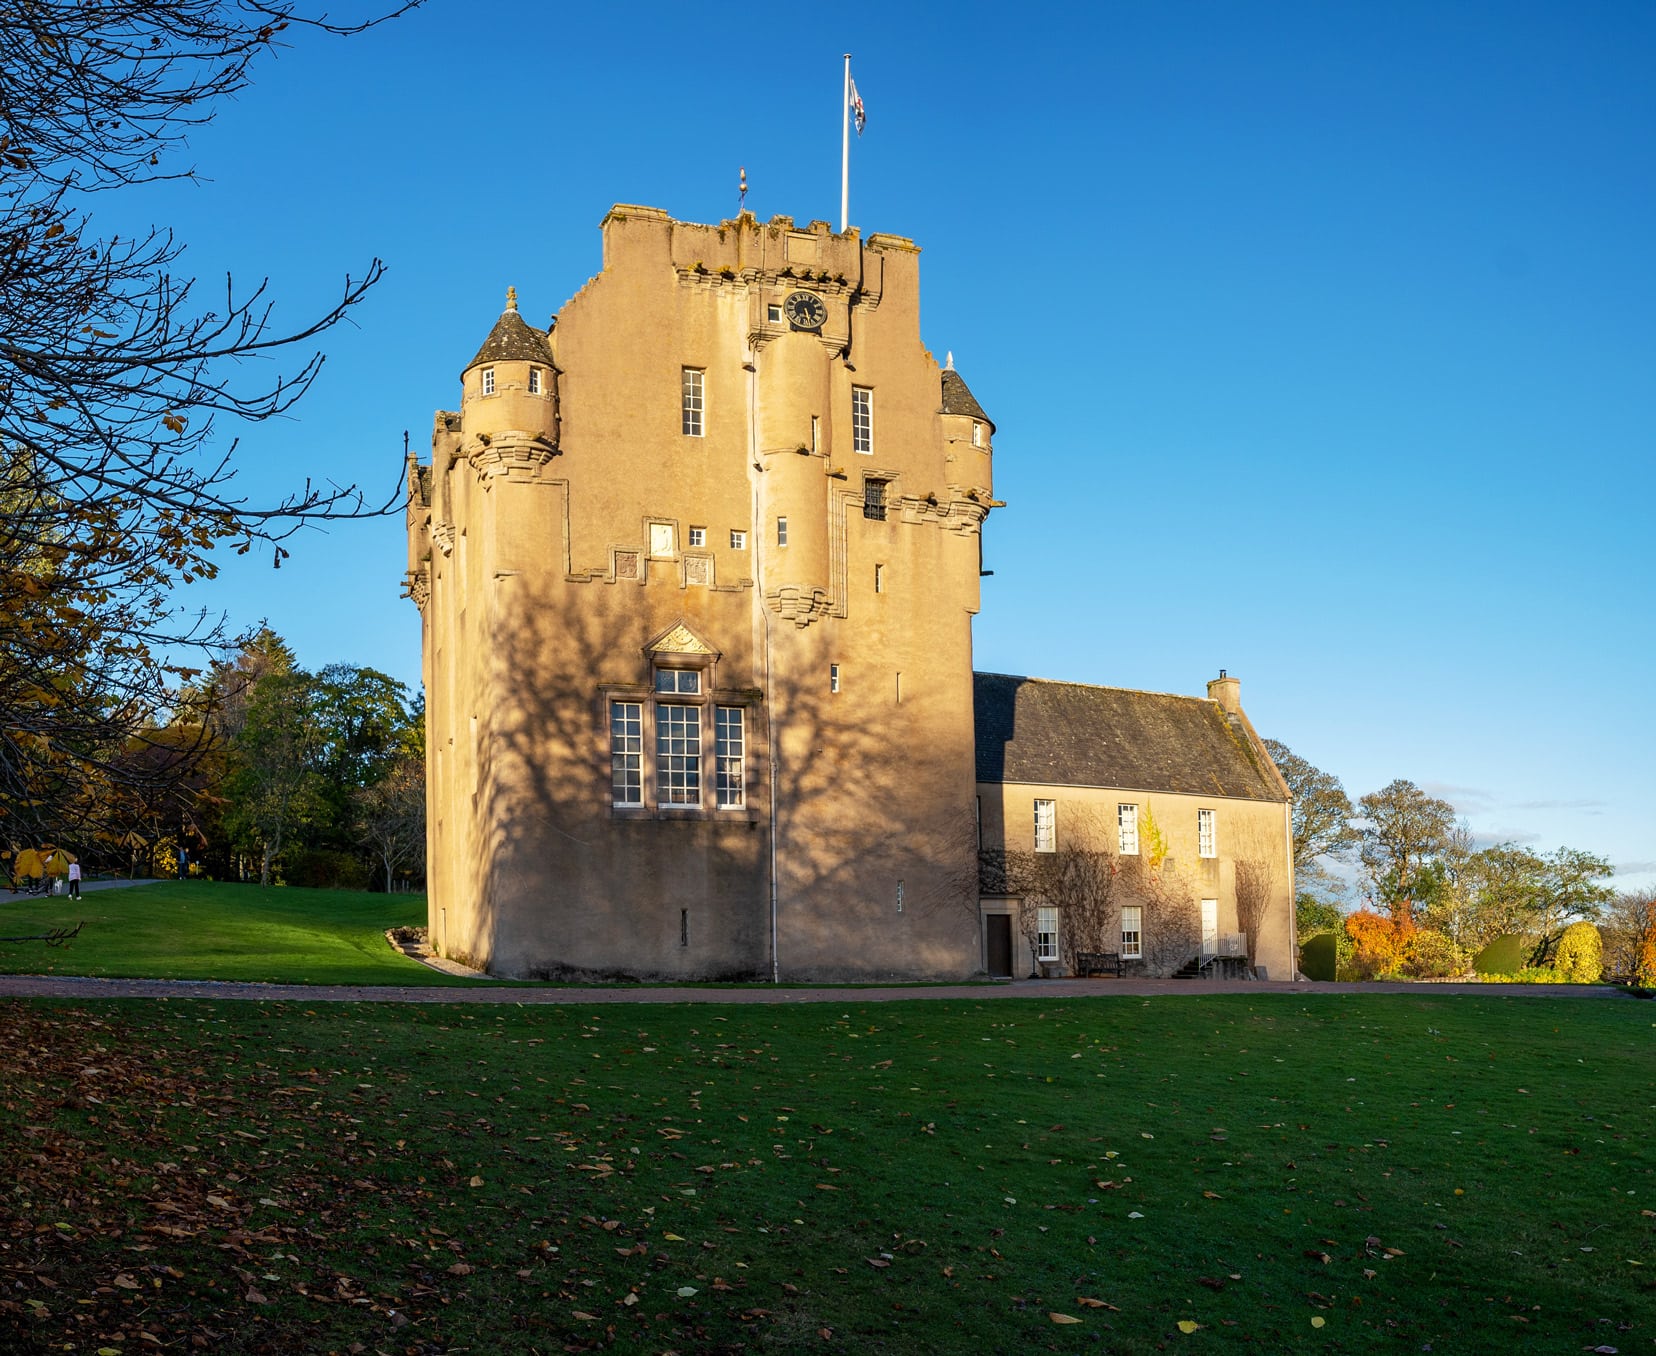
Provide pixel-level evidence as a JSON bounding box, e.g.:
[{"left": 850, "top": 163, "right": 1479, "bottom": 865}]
[
  {"left": 940, "top": 363, "right": 993, "bottom": 431},
  {"left": 464, "top": 287, "right": 551, "bottom": 373}
]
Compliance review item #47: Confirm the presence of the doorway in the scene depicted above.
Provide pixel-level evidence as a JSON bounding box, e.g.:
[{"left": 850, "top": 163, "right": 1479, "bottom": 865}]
[{"left": 986, "top": 914, "right": 1013, "bottom": 977}]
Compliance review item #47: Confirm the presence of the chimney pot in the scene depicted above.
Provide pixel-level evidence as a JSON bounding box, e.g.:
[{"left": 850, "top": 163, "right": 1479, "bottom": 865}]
[{"left": 1207, "top": 672, "right": 1241, "bottom": 715}]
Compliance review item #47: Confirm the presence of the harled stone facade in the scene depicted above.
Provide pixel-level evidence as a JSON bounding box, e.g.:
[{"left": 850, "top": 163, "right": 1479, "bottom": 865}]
[
  {"left": 406, "top": 207, "right": 992, "bottom": 980},
  {"left": 406, "top": 205, "right": 1296, "bottom": 982}
]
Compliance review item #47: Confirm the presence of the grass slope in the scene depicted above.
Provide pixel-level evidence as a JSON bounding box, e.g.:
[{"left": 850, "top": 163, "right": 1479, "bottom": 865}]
[
  {"left": 0, "top": 881, "right": 483, "bottom": 986},
  {"left": 0, "top": 993, "right": 1651, "bottom": 1354}
]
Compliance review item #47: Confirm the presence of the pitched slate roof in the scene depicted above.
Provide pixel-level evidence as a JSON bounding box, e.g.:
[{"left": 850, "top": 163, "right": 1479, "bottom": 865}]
[
  {"left": 465, "top": 295, "right": 551, "bottom": 373},
  {"left": 940, "top": 367, "right": 993, "bottom": 430},
  {"left": 974, "top": 672, "right": 1286, "bottom": 801}
]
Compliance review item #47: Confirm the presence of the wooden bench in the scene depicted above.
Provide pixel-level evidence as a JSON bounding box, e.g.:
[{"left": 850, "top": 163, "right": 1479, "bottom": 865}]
[{"left": 1075, "top": 951, "right": 1123, "bottom": 978}]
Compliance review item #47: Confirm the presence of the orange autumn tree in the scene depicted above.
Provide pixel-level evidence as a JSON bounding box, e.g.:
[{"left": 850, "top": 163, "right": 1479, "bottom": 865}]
[{"left": 1345, "top": 908, "right": 1415, "bottom": 979}]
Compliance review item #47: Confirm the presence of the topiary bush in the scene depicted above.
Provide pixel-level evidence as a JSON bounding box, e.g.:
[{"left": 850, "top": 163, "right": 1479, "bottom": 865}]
[
  {"left": 1300, "top": 931, "right": 1338, "bottom": 982},
  {"left": 1553, "top": 921, "right": 1603, "bottom": 983},
  {"left": 1472, "top": 934, "right": 1529, "bottom": 976}
]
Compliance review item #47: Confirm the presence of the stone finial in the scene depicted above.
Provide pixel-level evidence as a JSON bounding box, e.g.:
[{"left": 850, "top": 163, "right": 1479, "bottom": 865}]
[
  {"left": 506, "top": 285, "right": 518, "bottom": 313},
  {"left": 945, "top": 350, "right": 954, "bottom": 371}
]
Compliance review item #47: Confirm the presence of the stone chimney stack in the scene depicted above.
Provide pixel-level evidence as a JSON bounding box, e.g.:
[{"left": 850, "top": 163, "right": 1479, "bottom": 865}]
[{"left": 1207, "top": 669, "right": 1241, "bottom": 714}]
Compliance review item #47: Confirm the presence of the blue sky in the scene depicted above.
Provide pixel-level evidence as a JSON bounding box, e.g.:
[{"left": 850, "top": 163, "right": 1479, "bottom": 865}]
[{"left": 135, "top": 0, "right": 1654, "bottom": 891}]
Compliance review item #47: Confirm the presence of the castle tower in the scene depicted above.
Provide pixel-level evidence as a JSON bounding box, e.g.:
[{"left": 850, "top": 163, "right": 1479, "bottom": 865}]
[{"left": 407, "top": 207, "right": 997, "bottom": 980}]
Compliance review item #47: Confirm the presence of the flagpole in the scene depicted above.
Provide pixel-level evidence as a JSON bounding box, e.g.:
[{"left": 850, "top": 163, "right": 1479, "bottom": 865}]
[{"left": 840, "top": 53, "right": 851, "bottom": 232}]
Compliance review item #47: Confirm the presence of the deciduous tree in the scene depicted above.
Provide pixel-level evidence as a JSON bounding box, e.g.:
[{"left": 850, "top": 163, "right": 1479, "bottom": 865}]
[
  {"left": 1600, "top": 888, "right": 1656, "bottom": 986},
  {"left": 1263, "top": 740, "right": 1358, "bottom": 878},
  {"left": 0, "top": 1, "right": 415, "bottom": 853},
  {"left": 223, "top": 670, "right": 323, "bottom": 886},
  {"left": 1357, "top": 780, "right": 1456, "bottom": 924}
]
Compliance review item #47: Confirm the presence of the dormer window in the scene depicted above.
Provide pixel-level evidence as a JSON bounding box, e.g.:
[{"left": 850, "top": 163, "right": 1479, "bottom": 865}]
[{"left": 481, "top": 368, "right": 496, "bottom": 396}]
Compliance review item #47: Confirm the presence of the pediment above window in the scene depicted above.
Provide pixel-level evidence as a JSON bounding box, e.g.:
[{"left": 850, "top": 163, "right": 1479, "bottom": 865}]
[{"left": 645, "top": 621, "right": 721, "bottom": 663}]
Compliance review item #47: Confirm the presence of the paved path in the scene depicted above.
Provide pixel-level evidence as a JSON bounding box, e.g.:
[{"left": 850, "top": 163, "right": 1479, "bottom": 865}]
[{"left": 0, "top": 972, "right": 1624, "bottom": 1005}]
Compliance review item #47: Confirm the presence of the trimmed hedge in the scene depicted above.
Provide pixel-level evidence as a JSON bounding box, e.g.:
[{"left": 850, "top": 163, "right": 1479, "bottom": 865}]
[
  {"left": 1300, "top": 930, "right": 1338, "bottom": 982},
  {"left": 1473, "top": 934, "right": 1529, "bottom": 975}
]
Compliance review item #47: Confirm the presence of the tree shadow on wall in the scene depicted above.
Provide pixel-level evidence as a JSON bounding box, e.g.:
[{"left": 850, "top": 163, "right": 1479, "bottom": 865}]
[{"left": 450, "top": 588, "right": 979, "bottom": 982}]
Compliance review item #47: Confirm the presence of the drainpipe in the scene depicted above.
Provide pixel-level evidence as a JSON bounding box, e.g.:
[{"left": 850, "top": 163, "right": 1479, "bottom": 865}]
[
  {"left": 747, "top": 345, "right": 780, "bottom": 984},
  {"left": 1285, "top": 800, "right": 1298, "bottom": 980}
]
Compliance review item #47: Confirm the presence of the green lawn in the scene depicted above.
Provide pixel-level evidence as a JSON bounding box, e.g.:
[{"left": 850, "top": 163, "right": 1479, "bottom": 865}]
[
  {"left": 0, "top": 992, "right": 1650, "bottom": 1354},
  {"left": 0, "top": 880, "right": 486, "bottom": 986}
]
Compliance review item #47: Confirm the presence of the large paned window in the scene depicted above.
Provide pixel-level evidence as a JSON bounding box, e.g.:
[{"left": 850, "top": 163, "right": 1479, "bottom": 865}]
[
  {"left": 610, "top": 702, "right": 643, "bottom": 807},
  {"left": 611, "top": 665, "right": 750, "bottom": 814},
  {"left": 715, "top": 707, "right": 745, "bottom": 808},
  {"left": 656, "top": 704, "right": 702, "bottom": 805},
  {"left": 1034, "top": 798, "right": 1056, "bottom": 853},
  {"left": 1198, "top": 808, "right": 1216, "bottom": 858},
  {"left": 1036, "top": 907, "right": 1059, "bottom": 963},
  {"left": 1120, "top": 905, "right": 1142, "bottom": 959},
  {"left": 1118, "top": 803, "right": 1139, "bottom": 856},
  {"left": 681, "top": 367, "right": 705, "bottom": 437},
  {"left": 852, "top": 386, "right": 873, "bottom": 454}
]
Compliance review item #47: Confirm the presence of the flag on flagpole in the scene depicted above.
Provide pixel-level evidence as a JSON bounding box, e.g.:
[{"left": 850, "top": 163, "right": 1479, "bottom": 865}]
[{"left": 849, "top": 76, "right": 866, "bottom": 136}]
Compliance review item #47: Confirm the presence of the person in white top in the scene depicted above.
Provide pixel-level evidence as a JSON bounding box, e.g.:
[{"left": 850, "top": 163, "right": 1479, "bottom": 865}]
[{"left": 68, "top": 860, "right": 82, "bottom": 900}]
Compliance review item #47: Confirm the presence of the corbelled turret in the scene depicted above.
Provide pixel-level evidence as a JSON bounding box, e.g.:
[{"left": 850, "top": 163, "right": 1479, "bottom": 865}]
[
  {"left": 459, "top": 287, "right": 559, "bottom": 468},
  {"left": 940, "top": 354, "right": 993, "bottom": 504}
]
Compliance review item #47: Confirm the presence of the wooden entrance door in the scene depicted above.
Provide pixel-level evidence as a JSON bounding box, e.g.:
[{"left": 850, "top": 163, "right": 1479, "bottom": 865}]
[{"left": 986, "top": 914, "right": 1013, "bottom": 977}]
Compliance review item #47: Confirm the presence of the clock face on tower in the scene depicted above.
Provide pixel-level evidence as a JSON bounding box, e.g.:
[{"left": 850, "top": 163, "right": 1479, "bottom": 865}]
[{"left": 782, "top": 290, "right": 828, "bottom": 331}]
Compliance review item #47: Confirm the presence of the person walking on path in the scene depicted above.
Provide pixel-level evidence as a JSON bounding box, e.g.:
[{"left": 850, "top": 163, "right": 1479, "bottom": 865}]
[{"left": 67, "top": 860, "right": 81, "bottom": 900}]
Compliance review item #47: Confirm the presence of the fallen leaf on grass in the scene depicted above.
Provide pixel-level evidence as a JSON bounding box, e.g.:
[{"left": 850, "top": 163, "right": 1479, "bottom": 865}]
[
  {"left": 1077, "top": 1297, "right": 1120, "bottom": 1311},
  {"left": 1202, "top": 1190, "right": 1222, "bottom": 1199},
  {"left": 676, "top": 1286, "right": 698, "bottom": 1297},
  {"left": 1050, "top": 1312, "right": 1082, "bottom": 1324},
  {"left": 469, "top": 1175, "right": 484, "bottom": 1187},
  {"left": 1177, "top": 1319, "right": 1201, "bottom": 1333},
  {"left": 447, "top": 1262, "right": 473, "bottom": 1276},
  {"left": 663, "top": 1232, "right": 686, "bottom": 1241},
  {"left": 245, "top": 1287, "right": 270, "bottom": 1305},
  {"left": 866, "top": 1257, "right": 890, "bottom": 1268},
  {"left": 1311, "top": 1316, "right": 1326, "bottom": 1328},
  {"left": 572, "top": 1310, "right": 599, "bottom": 1321}
]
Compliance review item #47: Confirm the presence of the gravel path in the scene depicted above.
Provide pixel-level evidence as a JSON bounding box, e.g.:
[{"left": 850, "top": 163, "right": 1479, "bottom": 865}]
[{"left": 0, "top": 972, "right": 1624, "bottom": 1004}]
